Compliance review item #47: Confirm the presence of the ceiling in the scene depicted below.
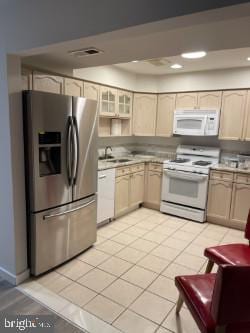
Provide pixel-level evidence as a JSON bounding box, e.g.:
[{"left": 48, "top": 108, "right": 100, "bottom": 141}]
[
  {"left": 21, "top": 3, "right": 250, "bottom": 76},
  {"left": 114, "top": 48, "right": 250, "bottom": 75}
]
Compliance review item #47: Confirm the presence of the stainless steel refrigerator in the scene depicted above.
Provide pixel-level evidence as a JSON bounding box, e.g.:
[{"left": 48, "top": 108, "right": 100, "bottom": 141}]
[{"left": 23, "top": 91, "right": 98, "bottom": 276}]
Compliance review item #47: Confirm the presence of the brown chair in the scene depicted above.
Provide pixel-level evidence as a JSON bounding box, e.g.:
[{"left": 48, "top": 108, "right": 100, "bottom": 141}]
[
  {"left": 204, "top": 210, "right": 250, "bottom": 273},
  {"left": 175, "top": 264, "right": 250, "bottom": 333}
]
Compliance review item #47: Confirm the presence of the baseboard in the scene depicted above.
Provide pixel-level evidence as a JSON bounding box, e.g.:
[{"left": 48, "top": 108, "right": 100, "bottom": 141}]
[{"left": 0, "top": 266, "right": 30, "bottom": 285}]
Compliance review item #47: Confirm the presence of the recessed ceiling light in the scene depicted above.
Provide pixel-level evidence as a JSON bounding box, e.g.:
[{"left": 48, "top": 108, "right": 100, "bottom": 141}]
[
  {"left": 247, "top": 57, "right": 250, "bottom": 61},
  {"left": 181, "top": 51, "right": 207, "bottom": 59},
  {"left": 170, "top": 63, "right": 183, "bottom": 69},
  {"left": 132, "top": 60, "right": 139, "bottom": 63}
]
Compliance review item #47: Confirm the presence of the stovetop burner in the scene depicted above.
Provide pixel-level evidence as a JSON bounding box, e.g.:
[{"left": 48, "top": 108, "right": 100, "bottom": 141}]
[
  {"left": 169, "top": 158, "right": 190, "bottom": 163},
  {"left": 192, "top": 160, "right": 212, "bottom": 166}
]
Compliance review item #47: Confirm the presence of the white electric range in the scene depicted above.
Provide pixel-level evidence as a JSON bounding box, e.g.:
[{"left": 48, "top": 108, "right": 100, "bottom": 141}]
[{"left": 160, "top": 145, "right": 220, "bottom": 222}]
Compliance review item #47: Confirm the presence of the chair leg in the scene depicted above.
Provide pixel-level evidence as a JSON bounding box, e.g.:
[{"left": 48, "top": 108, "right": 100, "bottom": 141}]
[
  {"left": 176, "top": 294, "right": 184, "bottom": 314},
  {"left": 205, "top": 259, "right": 214, "bottom": 273}
]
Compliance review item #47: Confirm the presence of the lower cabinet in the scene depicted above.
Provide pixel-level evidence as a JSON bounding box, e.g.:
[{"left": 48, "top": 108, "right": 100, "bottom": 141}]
[
  {"left": 144, "top": 164, "right": 163, "bottom": 210},
  {"left": 230, "top": 183, "right": 250, "bottom": 229},
  {"left": 115, "top": 175, "right": 130, "bottom": 217},
  {"left": 207, "top": 180, "right": 233, "bottom": 222},
  {"left": 115, "top": 164, "right": 145, "bottom": 217},
  {"left": 207, "top": 170, "right": 250, "bottom": 230}
]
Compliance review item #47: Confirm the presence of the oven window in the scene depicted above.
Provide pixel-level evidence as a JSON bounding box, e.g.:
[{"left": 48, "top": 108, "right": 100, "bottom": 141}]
[
  {"left": 177, "top": 119, "right": 202, "bottom": 130},
  {"left": 169, "top": 178, "right": 198, "bottom": 198}
]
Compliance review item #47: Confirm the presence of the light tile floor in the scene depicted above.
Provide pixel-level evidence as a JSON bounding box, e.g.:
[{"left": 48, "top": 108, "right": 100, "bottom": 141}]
[{"left": 20, "top": 208, "right": 247, "bottom": 333}]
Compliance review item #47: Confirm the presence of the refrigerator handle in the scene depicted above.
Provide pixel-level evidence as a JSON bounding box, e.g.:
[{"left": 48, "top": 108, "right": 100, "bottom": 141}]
[
  {"left": 66, "top": 116, "right": 74, "bottom": 186},
  {"left": 72, "top": 116, "right": 80, "bottom": 185}
]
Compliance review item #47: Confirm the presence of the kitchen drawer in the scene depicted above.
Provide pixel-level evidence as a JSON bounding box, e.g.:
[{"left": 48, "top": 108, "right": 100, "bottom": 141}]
[
  {"left": 131, "top": 163, "right": 145, "bottom": 173},
  {"left": 210, "top": 170, "right": 234, "bottom": 182},
  {"left": 148, "top": 163, "right": 162, "bottom": 173},
  {"left": 234, "top": 173, "right": 250, "bottom": 184},
  {"left": 116, "top": 166, "right": 131, "bottom": 177}
]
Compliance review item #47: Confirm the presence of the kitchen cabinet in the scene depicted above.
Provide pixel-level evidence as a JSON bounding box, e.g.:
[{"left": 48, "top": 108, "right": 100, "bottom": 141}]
[
  {"left": 133, "top": 93, "right": 157, "bottom": 136},
  {"left": 175, "top": 92, "right": 197, "bottom": 109},
  {"left": 99, "top": 86, "right": 117, "bottom": 117},
  {"left": 207, "top": 179, "right": 233, "bottom": 223},
  {"left": 64, "top": 78, "right": 84, "bottom": 97},
  {"left": 97, "top": 169, "right": 115, "bottom": 224},
  {"left": 118, "top": 90, "right": 133, "bottom": 118},
  {"left": 197, "top": 91, "right": 222, "bottom": 109},
  {"left": 33, "top": 71, "right": 64, "bottom": 94},
  {"left": 176, "top": 91, "right": 222, "bottom": 110},
  {"left": 144, "top": 163, "right": 163, "bottom": 210},
  {"left": 130, "top": 171, "right": 145, "bottom": 206},
  {"left": 243, "top": 90, "right": 250, "bottom": 141},
  {"left": 230, "top": 183, "right": 250, "bottom": 229},
  {"left": 219, "top": 90, "right": 247, "bottom": 140},
  {"left": 115, "top": 164, "right": 145, "bottom": 217},
  {"left": 83, "top": 82, "right": 100, "bottom": 101},
  {"left": 115, "top": 175, "right": 130, "bottom": 217},
  {"left": 156, "top": 94, "right": 176, "bottom": 137}
]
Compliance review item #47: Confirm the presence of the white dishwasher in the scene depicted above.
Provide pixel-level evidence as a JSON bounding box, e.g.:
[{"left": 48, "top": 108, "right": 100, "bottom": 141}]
[{"left": 97, "top": 168, "right": 115, "bottom": 225}]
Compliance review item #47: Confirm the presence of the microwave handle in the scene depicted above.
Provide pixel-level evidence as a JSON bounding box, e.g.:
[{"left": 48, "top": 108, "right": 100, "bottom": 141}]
[{"left": 202, "top": 115, "right": 208, "bottom": 135}]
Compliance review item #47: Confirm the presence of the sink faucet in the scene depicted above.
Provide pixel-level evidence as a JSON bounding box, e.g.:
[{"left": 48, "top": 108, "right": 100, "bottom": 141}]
[{"left": 104, "top": 146, "right": 112, "bottom": 159}]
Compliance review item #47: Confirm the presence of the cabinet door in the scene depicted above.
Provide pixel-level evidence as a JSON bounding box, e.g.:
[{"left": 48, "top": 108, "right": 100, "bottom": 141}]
[
  {"left": 115, "top": 175, "right": 130, "bottom": 216},
  {"left": 133, "top": 93, "right": 157, "bottom": 136},
  {"left": 156, "top": 94, "right": 176, "bottom": 137},
  {"left": 99, "top": 86, "right": 117, "bottom": 117},
  {"left": 145, "top": 171, "right": 162, "bottom": 208},
  {"left": 83, "top": 82, "right": 100, "bottom": 101},
  {"left": 207, "top": 180, "right": 232, "bottom": 221},
  {"left": 230, "top": 183, "right": 250, "bottom": 229},
  {"left": 175, "top": 92, "right": 197, "bottom": 109},
  {"left": 33, "top": 72, "right": 63, "bottom": 94},
  {"left": 243, "top": 90, "right": 250, "bottom": 141},
  {"left": 130, "top": 171, "right": 144, "bottom": 206},
  {"left": 64, "top": 78, "right": 84, "bottom": 97},
  {"left": 197, "top": 91, "right": 222, "bottom": 109},
  {"left": 219, "top": 90, "right": 247, "bottom": 140},
  {"left": 118, "top": 90, "right": 132, "bottom": 118}
]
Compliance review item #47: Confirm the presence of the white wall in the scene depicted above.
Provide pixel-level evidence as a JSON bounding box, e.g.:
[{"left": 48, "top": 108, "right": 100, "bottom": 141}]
[{"left": 75, "top": 65, "right": 250, "bottom": 93}]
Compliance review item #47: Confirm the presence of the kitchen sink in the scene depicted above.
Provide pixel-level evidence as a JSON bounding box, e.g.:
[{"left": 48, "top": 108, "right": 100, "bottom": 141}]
[
  {"left": 98, "top": 155, "right": 114, "bottom": 160},
  {"left": 108, "top": 158, "right": 132, "bottom": 163}
]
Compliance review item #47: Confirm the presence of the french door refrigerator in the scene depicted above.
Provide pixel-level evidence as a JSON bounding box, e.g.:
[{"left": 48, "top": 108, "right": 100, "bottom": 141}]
[{"left": 23, "top": 91, "right": 98, "bottom": 276}]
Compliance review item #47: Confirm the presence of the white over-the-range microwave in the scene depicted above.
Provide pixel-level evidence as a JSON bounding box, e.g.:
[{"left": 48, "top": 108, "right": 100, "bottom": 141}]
[{"left": 173, "top": 109, "right": 220, "bottom": 136}]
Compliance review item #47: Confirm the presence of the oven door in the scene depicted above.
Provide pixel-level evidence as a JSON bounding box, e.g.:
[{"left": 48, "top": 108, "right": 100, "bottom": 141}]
[
  {"left": 173, "top": 114, "right": 207, "bottom": 136},
  {"left": 162, "top": 169, "right": 208, "bottom": 209}
]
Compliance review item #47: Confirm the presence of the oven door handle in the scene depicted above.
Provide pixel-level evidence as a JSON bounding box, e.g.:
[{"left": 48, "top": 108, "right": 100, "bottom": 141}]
[{"left": 165, "top": 169, "right": 208, "bottom": 182}]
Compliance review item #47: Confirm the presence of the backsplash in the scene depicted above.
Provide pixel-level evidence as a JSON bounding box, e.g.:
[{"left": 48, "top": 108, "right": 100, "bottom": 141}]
[{"left": 98, "top": 136, "right": 250, "bottom": 162}]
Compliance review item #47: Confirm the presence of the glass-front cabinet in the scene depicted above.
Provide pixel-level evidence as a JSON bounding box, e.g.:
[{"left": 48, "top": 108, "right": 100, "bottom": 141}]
[
  {"left": 99, "top": 86, "right": 117, "bottom": 117},
  {"left": 118, "top": 90, "right": 132, "bottom": 118}
]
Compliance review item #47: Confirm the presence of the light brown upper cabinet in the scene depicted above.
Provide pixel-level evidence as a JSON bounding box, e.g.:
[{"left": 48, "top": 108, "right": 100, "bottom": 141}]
[
  {"left": 33, "top": 72, "right": 64, "bottom": 94},
  {"left": 117, "top": 90, "right": 133, "bottom": 118},
  {"left": 99, "top": 86, "right": 117, "bottom": 117},
  {"left": 133, "top": 93, "right": 157, "bottom": 136},
  {"left": 242, "top": 90, "right": 250, "bottom": 141},
  {"left": 197, "top": 91, "right": 222, "bottom": 109},
  {"left": 175, "top": 92, "right": 197, "bottom": 109},
  {"left": 64, "top": 78, "right": 84, "bottom": 97},
  {"left": 156, "top": 94, "right": 176, "bottom": 137},
  {"left": 83, "top": 82, "right": 100, "bottom": 101},
  {"left": 176, "top": 91, "right": 222, "bottom": 110},
  {"left": 219, "top": 90, "right": 247, "bottom": 140}
]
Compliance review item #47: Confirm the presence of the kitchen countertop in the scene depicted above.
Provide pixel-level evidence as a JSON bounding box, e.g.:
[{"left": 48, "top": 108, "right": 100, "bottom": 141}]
[
  {"left": 211, "top": 164, "right": 250, "bottom": 174},
  {"left": 98, "top": 155, "right": 166, "bottom": 171}
]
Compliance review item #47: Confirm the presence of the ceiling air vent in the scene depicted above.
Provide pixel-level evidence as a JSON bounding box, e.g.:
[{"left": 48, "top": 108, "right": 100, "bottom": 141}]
[
  {"left": 144, "top": 58, "right": 171, "bottom": 67},
  {"left": 69, "top": 47, "right": 104, "bottom": 57}
]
